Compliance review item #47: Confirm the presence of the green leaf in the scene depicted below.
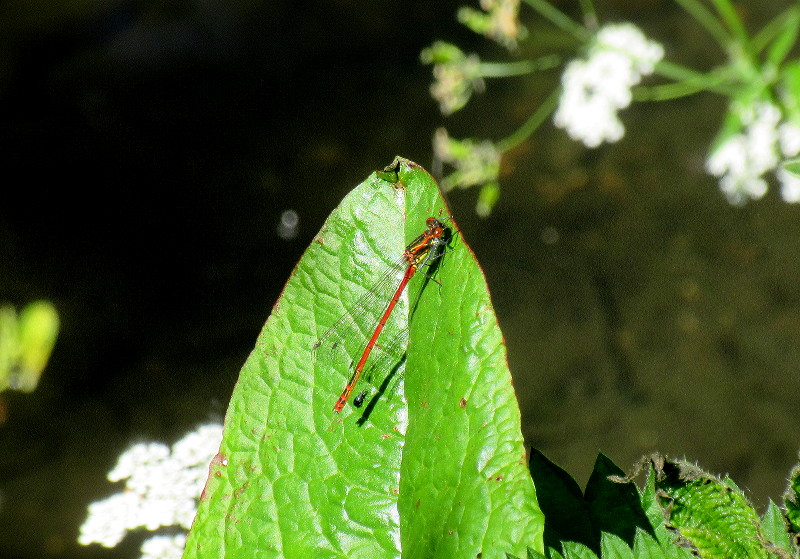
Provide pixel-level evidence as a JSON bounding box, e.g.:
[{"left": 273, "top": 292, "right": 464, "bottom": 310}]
[
  {"left": 15, "top": 300, "right": 59, "bottom": 391},
  {"left": 527, "top": 547, "right": 548, "bottom": 559},
  {"left": 600, "top": 532, "right": 634, "bottom": 558},
  {"left": 585, "top": 453, "right": 655, "bottom": 547},
  {"left": 0, "top": 300, "right": 59, "bottom": 393},
  {"left": 183, "top": 157, "right": 543, "bottom": 559},
  {"left": 637, "top": 468, "right": 694, "bottom": 558},
  {"left": 653, "top": 458, "right": 770, "bottom": 559},
  {"left": 784, "top": 461, "right": 800, "bottom": 534},
  {"left": 759, "top": 500, "right": 792, "bottom": 556},
  {"left": 631, "top": 528, "right": 667, "bottom": 559},
  {"left": 782, "top": 158, "right": 800, "bottom": 179},
  {"left": 560, "top": 540, "right": 599, "bottom": 559},
  {"left": 529, "top": 448, "right": 597, "bottom": 553}
]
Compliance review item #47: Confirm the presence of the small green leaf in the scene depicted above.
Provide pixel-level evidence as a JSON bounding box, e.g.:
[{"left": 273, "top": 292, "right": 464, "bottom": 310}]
[
  {"left": 759, "top": 499, "right": 792, "bottom": 556},
  {"left": 639, "top": 467, "right": 660, "bottom": 526},
  {"left": 631, "top": 528, "right": 667, "bottom": 559},
  {"left": 184, "top": 157, "right": 543, "bottom": 559},
  {"left": 0, "top": 305, "right": 18, "bottom": 389},
  {"left": 638, "top": 468, "right": 694, "bottom": 558},
  {"left": 0, "top": 300, "right": 59, "bottom": 393},
  {"left": 782, "top": 158, "right": 800, "bottom": 179},
  {"left": 15, "top": 300, "right": 59, "bottom": 391},
  {"left": 527, "top": 547, "right": 548, "bottom": 559},
  {"left": 560, "top": 540, "right": 599, "bottom": 559},
  {"left": 600, "top": 532, "right": 634, "bottom": 558},
  {"left": 476, "top": 182, "right": 500, "bottom": 218}
]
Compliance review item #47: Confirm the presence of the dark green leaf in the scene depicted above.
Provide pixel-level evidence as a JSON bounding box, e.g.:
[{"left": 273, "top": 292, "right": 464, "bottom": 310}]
[
  {"left": 585, "top": 453, "right": 655, "bottom": 546},
  {"left": 529, "top": 448, "right": 597, "bottom": 553}
]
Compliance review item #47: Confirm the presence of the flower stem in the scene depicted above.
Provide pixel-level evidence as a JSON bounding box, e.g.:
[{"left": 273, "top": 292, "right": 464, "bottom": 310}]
[
  {"left": 577, "top": 0, "right": 598, "bottom": 32},
  {"left": 497, "top": 88, "right": 561, "bottom": 152},
  {"left": 709, "top": 0, "right": 751, "bottom": 49},
  {"left": 672, "top": 0, "right": 732, "bottom": 51},
  {"left": 479, "top": 55, "right": 561, "bottom": 78},
  {"left": 752, "top": 5, "right": 800, "bottom": 56},
  {"left": 633, "top": 60, "right": 741, "bottom": 100},
  {"left": 521, "top": 0, "right": 589, "bottom": 41}
]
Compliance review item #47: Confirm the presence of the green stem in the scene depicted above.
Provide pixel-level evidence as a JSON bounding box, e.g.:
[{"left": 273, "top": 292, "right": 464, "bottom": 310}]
[
  {"left": 672, "top": 0, "right": 732, "bottom": 51},
  {"left": 709, "top": 0, "right": 751, "bottom": 49},
  {"left": 635, "top": 61, "right": 740, "bottom": 101},
  {"left": 633, "top": 74, "right": 734, "bottom": 100},
  {"left": 752, "top": 5, "right": 800, "bottom": 55},
  {"left": 521, "top": 0, "right": 589, "bottom": 41},
  {"left": 653, "top": 59, "right": 717, "bottom": 84},
  {"left": 496, "top": 88, "right": 561, "bottom": 152},
  {"left": 479, "top": 55, "right": 561, "bottom": 78},
  {"left": 577, "top": 0, "right": 598, "bottom": 32}
]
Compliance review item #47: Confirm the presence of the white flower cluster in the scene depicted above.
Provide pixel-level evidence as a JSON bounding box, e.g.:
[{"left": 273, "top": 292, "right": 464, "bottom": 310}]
[
  {"left": 706, "top": 101, "right": 800, "bottom": 204},
  {"left": 78, "top": 423, "right": 223, "bottom": 557},
  {"left": 140, "top": 534, "right": 187, "bottom": 559},
  {"left": 554, "top": 23, "right": 664, "bottom": 148},
  {"left": 422, "top": 42, "right": 484, "bottom": 115}
]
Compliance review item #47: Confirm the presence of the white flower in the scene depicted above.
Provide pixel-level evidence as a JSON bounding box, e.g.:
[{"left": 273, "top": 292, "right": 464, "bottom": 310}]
[
  {"left": 421, "top": 42, "right": 483, "bottom": 115},
  {"left": 78, "top": 423, "right": 223, "bottom": 551},
  {"left": 778, "top": 168, "right": 800, "bottom": 202},
  {"left": 778, "top": 122, "right": 800, "bottom": 157},
  {"left": 706, "top": 102, "right": 782, "bottom": 205},
  {"left": 596, "top": 23, "right": 665, "bottom": 75},
  {"left": 140, "top": 534, "right": 187, "bottom": 559},
  {"left": 554, "top": 23, "right": 664, "bottom": 148},
  {"left": 554, "top": 57, "right": 626, "bottom": 147}
]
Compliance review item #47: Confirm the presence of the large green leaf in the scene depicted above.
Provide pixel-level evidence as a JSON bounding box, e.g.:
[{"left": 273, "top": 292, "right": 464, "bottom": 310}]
[
  {"left": 653, "top": 458, "right": 770, "bottom": 559},
  {"left": 183, "top": 157, "right": 544, "bottom": 558}
]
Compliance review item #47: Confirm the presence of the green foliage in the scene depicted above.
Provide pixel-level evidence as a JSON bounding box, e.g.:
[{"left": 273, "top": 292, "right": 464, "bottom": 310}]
[
  {"left": 529, "top": 450, "right": 653, "bottom": 555},
  {"left": 0, "top": 300, "right": 59, "bottom": 393},
  {"left": 528, "top": 452, "right": 800, "bottom": 559},
  {"left": 183, "top": 158, "right": 543, "bottom": 559},
  {"left": 651, "top": 458, "right": 770, "bottom": 558},
  {"left": 785, "top": 462, "right": 800, "bottom": 535}
]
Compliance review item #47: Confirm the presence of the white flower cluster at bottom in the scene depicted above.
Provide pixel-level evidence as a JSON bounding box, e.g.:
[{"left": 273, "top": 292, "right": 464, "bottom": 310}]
[{"left": 78, "top": 423, "right": 223, "bottom": 559}]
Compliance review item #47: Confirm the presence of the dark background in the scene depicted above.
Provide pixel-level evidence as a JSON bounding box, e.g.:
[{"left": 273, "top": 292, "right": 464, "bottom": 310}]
[{"left": 1, "top": 0, "right": 798, "bottom": 557}]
